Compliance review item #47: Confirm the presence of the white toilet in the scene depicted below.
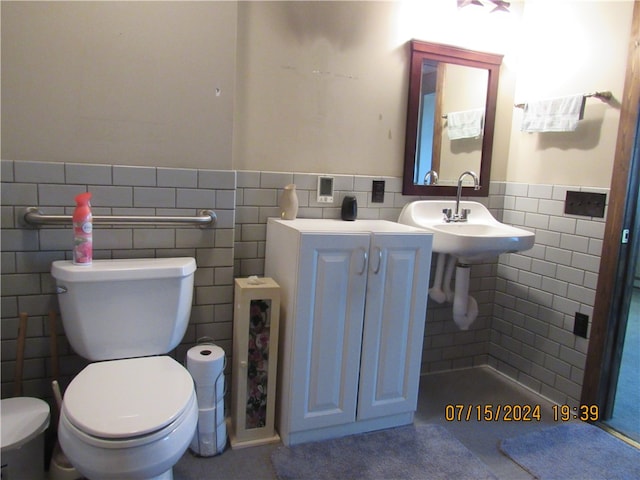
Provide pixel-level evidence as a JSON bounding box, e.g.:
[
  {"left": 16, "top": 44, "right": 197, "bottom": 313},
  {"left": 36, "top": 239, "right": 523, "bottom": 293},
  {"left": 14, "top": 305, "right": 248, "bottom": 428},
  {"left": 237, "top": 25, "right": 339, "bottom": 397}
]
[{"left": 51, "top": 257, "right": 199, "bottom": 480}]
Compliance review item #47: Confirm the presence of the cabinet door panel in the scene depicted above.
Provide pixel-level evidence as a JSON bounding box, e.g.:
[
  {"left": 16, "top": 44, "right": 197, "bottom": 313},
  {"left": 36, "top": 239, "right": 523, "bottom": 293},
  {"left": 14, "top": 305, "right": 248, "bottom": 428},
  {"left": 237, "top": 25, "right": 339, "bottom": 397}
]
[
  {"left": 358, "top": 233, "right": 431, "bottom": 420},
  {"left": 290, "top": 234, "right": 369, "bottom": 432}
]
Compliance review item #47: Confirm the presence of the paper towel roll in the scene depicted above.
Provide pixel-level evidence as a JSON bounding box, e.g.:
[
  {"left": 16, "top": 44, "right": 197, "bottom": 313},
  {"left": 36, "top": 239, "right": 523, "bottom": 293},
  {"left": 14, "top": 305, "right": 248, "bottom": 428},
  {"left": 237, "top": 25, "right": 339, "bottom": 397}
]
[{"left": 187, "top": 344, "right": 225, "bottom": 409}]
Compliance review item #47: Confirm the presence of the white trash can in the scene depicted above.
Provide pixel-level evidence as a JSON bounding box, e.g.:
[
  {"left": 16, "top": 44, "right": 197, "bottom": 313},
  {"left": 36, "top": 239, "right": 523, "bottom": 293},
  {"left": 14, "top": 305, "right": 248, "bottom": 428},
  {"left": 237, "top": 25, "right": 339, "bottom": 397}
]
[{"left": 1, "top": 397, "right": 50, "bottom": 480}]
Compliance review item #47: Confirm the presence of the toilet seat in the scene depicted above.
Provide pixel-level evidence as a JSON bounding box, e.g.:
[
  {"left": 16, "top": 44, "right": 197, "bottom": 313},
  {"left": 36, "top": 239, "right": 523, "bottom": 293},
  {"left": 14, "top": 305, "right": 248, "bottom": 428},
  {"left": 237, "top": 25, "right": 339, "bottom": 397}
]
[{"left": 62, "top": 356, "right": 194, "bottom": 440}]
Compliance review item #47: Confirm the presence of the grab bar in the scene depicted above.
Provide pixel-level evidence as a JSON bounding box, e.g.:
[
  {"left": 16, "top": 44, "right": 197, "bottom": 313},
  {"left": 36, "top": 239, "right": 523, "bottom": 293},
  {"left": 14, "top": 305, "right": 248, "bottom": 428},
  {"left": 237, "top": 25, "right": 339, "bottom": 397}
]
[{"left": 23, "top": 207, "right": 216, "bottom": 227}]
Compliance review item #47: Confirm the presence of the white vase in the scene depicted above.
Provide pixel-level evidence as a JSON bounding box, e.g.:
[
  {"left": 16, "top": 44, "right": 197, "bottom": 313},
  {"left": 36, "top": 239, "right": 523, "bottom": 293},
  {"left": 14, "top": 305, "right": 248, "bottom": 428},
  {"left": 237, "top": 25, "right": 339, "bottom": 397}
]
[{"left": 279, "top": 184, "right": 299, "bottom": 220}]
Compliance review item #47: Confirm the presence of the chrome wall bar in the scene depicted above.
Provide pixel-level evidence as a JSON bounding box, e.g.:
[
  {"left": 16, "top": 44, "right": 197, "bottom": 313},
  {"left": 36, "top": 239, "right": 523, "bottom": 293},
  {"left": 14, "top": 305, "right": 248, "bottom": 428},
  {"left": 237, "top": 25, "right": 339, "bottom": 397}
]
[{"left": 23, "top": 207, "right": 216, "bottom": 227}]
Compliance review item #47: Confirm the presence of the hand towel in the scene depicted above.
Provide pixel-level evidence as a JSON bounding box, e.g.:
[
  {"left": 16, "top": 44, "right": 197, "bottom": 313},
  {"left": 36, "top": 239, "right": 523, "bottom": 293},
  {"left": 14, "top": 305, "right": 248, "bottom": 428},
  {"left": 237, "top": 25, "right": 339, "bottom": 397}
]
[
  {"left": 521, "top": 94, "right": 586, "bottom": 133},
  {"left": 446, "top": 108, "right": 485, "bottom": 140}
]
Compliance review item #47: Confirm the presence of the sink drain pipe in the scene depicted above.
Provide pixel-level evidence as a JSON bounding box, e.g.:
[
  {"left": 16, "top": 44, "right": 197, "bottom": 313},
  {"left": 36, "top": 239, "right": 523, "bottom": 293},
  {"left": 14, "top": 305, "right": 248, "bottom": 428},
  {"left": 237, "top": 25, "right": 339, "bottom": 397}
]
[
  {"left": 428, "top": 253, "right": 448, "bottom": 303},
  {"left": 452, "top": 263, "right": 478, "bottom": 330}
]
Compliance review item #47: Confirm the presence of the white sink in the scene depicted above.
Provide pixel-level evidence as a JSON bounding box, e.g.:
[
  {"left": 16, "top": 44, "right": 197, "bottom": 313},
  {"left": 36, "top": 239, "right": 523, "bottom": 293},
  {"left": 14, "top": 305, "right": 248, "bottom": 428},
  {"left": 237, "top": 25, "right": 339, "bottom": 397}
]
[{"left": 398, "top": 200, "right": 535, "bottom": 262}]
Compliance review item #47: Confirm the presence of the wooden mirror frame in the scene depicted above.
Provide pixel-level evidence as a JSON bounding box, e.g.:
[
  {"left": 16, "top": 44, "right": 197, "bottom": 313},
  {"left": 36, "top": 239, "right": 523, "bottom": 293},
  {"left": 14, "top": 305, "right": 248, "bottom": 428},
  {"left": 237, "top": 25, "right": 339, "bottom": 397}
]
[{"left": 402, "top": 40, "right": 503, "bottom": 197}]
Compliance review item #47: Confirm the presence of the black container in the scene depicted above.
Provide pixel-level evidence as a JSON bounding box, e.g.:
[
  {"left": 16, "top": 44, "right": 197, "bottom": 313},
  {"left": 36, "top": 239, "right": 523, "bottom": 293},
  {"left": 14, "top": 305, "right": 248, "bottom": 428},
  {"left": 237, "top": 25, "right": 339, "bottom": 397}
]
[{"left": 341, "top": 195, "right": 357, "bottom": 221}]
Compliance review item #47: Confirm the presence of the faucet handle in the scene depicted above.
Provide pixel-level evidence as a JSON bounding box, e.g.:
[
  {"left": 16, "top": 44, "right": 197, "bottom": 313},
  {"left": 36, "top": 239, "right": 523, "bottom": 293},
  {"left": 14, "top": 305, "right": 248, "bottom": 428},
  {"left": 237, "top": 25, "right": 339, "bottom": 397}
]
[
  {"left": 442, "top": 208, "right": 452, "bottom": 221},
  {"left": 460, "top": 208, "right": 471, "bottom": 220}
]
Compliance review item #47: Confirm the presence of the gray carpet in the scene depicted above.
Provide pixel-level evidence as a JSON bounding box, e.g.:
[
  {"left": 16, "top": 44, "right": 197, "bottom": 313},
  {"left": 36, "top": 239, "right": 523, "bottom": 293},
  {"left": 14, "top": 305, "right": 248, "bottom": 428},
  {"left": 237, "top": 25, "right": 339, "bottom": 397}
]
[
  {"left": 271, "top": 424, "right": 497, "bottom": 480},
  {"left": 499, "top": 422, "right": 640, "bottom": 480}
]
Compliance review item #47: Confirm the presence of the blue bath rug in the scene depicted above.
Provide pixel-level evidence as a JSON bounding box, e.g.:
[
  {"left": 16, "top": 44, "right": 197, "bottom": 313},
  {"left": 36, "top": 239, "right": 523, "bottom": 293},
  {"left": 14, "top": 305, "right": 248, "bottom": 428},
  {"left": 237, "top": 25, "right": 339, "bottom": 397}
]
[
  {"left": 500, "top": 422, "right": 640, "bottom": 480},
  {"left": 271, "top": 424, "right": 496, "bottom": 480}
]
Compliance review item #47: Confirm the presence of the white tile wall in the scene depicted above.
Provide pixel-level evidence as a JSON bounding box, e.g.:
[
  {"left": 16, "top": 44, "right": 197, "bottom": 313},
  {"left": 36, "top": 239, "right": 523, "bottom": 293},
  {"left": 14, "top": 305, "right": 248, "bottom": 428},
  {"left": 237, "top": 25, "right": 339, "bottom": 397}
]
[
  {"left": 489, "top": 181, "right": 607, "bottom": 406},
  {"left": 1, "top": 161, "right": 607, "bottom": 408}
]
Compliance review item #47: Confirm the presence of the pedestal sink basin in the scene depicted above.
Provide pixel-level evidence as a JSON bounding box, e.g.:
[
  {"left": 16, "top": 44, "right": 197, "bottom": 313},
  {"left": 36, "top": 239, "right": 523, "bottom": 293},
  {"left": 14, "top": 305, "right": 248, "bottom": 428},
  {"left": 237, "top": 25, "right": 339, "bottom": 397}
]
[{"left": 398, "top": 200, "right": 535, "bottom": 263}]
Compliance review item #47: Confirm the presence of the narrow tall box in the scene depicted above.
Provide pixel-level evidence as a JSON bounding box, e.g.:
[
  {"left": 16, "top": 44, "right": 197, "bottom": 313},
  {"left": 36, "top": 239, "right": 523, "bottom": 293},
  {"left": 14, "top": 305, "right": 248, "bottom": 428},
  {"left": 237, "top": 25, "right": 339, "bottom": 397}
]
[{"left": 229, "top": 277, "right": 281, "bottom": 448}]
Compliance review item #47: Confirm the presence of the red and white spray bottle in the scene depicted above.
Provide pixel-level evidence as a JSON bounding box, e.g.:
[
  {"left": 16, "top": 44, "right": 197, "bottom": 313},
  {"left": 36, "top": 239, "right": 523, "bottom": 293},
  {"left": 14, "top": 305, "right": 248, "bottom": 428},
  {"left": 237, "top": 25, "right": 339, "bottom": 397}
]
[{"left": 72, "top": 192, "right": 93, "bottom": 265}]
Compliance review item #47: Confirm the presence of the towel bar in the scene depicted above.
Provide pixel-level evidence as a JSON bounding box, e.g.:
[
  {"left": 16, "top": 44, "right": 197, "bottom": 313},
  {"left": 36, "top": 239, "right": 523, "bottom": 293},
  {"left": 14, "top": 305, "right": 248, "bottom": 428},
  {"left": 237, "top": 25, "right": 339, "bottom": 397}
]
[
  {"left": 514, "top": 91, "right": 612, "bottom": 109},
  {"left": 23, "top": 207, "right": 217, "bottom": 227}
]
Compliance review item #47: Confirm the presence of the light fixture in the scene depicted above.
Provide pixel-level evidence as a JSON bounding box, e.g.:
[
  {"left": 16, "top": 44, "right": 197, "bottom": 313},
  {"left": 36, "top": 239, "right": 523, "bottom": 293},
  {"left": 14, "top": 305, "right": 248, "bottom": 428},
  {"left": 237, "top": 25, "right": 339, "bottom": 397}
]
[{"left": 457, "top": 0, "right": 510, "bottom": 14}]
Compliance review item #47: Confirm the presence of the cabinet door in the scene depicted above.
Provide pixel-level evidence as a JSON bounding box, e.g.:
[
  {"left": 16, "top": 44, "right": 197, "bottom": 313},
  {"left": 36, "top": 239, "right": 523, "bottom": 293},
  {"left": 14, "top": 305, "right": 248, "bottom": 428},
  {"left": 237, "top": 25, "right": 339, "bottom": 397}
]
[
  {"left": 357, "top": 233, "right": 431, "bottom": 420},
  {"left": 290, "top": 233, "right": 369, "bottom": 432}
]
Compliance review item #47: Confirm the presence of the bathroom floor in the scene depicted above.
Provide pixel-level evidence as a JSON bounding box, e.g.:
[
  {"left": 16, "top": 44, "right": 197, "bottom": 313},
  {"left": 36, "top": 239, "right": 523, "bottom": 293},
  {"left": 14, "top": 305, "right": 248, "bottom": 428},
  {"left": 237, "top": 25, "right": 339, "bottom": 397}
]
[{"left": 174, "top": 366, "right": 561, "bottom": 480}]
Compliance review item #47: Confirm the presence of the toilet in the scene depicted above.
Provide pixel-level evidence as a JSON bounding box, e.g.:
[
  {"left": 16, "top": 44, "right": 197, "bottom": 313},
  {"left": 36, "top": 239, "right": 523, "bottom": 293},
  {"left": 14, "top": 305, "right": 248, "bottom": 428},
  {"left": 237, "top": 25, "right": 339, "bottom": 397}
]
[
  {"left": 51, "top": 257, "right": 199, "bottom": 480},
  {"left": 1, "top": 397, "right": 50, "bottom": 480}
]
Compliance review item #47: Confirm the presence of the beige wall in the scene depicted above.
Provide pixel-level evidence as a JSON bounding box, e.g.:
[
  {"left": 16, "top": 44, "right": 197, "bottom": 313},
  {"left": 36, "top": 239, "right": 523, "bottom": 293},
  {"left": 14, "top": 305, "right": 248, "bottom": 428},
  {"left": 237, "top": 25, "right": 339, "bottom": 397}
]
[
  {"left": 1, "top": 1, "right": 237, "bottom": 169},
  {"left": 1, "top": 1, "right": 634, "bottom": 187}
]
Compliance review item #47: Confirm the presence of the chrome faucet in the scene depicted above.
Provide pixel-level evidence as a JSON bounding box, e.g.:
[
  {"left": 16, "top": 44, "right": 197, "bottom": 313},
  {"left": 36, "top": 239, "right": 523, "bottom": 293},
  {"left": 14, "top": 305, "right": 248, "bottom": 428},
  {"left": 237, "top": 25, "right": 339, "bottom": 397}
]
[
  {"left": 423, "top": 170, "right": 439, "bottom": 185},
  {"left": 443, "top": 170, "right": 480, "bottom": 222}
]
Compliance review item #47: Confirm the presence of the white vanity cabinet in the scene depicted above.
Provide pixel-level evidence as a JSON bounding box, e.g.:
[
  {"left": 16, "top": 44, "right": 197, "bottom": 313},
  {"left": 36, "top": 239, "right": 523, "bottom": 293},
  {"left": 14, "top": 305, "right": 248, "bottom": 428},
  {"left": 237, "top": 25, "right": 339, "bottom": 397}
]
[{"left": 265, "top": 219, "right": 432, "bottom": 445}]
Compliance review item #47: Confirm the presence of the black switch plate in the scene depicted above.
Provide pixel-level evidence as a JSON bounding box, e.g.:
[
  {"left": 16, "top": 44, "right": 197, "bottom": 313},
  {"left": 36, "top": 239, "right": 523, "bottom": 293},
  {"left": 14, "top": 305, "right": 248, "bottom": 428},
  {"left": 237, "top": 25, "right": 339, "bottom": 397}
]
[
  {"left": 565, "top": 191, "right": 606, "bottom": 217},
  {"left": 372, "top": 180, "right": 385, "bottom": 203},
  {"left": 573, "top": 312, "right": 589, "bottom": 338}
]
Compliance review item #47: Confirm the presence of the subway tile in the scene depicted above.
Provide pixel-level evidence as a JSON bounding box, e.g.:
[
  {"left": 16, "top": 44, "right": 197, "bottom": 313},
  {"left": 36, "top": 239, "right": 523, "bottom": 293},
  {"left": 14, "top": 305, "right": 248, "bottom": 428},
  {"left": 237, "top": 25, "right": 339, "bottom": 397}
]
[
  {"left": 2, "top": 183, "right": 38, "bottom": 206},
  {"left": 157, "top": 168, "right": 198, "bottom": 188},
  {"left": 1, "top": 160, "right": 14, "bottom": 182},
  {"left": 133, "top": 228, "right": 176, "bottom": 249},
  {"left": 576, "top": 219, "right": 605, "bottom": 239},
  {"left": 236, "top": 171, "right": 261, "bottom": 189},
  {"left": 1, "top": 273, "right": 41, "bottom": 296},
  {"left": 567, "top": 284, "right": 596, "bottom": 305},
  {"left": 504, "top": 183, "right": 528, "bottom": 197},
  {"left": 133, "top": 187, "right": 176, "bottom": 208},
  {"left": 549, "top": 216, "right": 576, "bottom": 234},
  {"left": 571, "top": 252, "right": 600, "bottom": 273},
  {"left": 198, "top": 170, "right": 236, "bottom": 190},
  {"left": 559, "top": 233, "right": 589, "bottom": 253},
  {"left": 2, "top": 229, "right": 40, "bottom": 252},
  {"left": 14, "top": 161, "right": 65, "bottom": 184},
  {"left": 93, "top": 229, "right": 133, "bottom": 250},
  {"left": 66, "top": 163, "right": 112, "bottom": 185},
  {"left": 176, "top": 188, "right": 216, "bottom": 209},
  {"left": 552, "top": 295, "right": 581, "bottom": 317},
  {"left": 89, "top": 185, "right": 133, "bottom": 207},
  {"left": 243, "top": 188, "right": 277, "bottom": 206},
  {"left": 528, "top": 184, "right": 553, "bottom": 199},
  {"left": 544, "top": 246, "right": 573, "bottom": 267},
  {"left": 15, "top": 251, "right": 65, "bottom": 273},
  {"left": 260, "top": 172, "right": 293, "bottom": 189},
  {"left": 39, "top": 184, "right": 87, "bottom": 206},
  {"left": 216, "top": 190, "right": 236, "bottom": 210},
  {"left": 515, "top": 196, "right": 538, "bottom": 213},
  {"left": 113, "top": 165, "right": 156, "bottom": 186},
  {"left": 556, "top": 265, "right": 584, "bottom": 285},
  {"left": 587, "top": 238, "right": 603, "bottom": 256},
  {"left": 523, "top": 212, "right": 549, "bottom": 229},
  {"left": 175, "top": 228, "right": 216, "bottom": 249},
  {"left": 538, "top": 199, "right": 565, "bottom": 216}
]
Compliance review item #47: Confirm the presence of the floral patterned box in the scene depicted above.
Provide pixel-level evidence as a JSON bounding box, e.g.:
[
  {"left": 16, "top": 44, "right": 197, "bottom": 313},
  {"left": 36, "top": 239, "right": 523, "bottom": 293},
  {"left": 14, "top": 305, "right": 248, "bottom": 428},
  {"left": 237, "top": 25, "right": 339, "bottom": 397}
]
[{"left": 229, "top": 277, "right": 281, "bottom": 448}]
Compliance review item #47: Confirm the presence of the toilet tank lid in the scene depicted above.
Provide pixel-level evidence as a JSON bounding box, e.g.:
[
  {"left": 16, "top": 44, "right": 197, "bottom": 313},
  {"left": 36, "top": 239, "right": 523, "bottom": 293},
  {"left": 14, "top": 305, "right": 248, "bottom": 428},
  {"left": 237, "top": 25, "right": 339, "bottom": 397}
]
[{"left": 51, "top": 257, "right": 196, "bottom": 282}]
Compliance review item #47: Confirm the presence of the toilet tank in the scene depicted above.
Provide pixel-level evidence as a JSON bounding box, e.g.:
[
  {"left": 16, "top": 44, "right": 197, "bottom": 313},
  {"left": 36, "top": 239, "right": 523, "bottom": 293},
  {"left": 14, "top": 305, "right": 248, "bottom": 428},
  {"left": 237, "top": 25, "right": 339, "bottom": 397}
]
[{"left": 51, "top": 257, "right": 196, "bottom": 361}]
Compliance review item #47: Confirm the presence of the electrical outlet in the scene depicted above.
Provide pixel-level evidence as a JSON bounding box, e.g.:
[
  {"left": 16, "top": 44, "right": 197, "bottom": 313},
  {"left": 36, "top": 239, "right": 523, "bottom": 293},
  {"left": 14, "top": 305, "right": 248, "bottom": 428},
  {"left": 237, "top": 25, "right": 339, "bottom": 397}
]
[
  {"left": 565, "top": 191, "right": 606, "bottom": 217},
  {"left": 372, "top": 180, "right": 385, "bottom": 203},
  {"left": 573, "top": 312, "right": 589, "bottom": 338}
]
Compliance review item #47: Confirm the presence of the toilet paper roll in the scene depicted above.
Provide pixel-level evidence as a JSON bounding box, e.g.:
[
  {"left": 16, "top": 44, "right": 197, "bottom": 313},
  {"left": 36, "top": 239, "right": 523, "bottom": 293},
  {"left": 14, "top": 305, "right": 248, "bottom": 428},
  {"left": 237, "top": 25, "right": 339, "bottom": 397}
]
[
  {"left": 190, "top": 414, "right": 227, "bottom": 456},
  {"left": 196, "top": 404, "right": 225, "bottom": 434},
  {"left": 194, "top": 375, "right": 225, "bottom": 409},
  {"left": 187, "top": 344, "right": 225, "bottom": 409}
]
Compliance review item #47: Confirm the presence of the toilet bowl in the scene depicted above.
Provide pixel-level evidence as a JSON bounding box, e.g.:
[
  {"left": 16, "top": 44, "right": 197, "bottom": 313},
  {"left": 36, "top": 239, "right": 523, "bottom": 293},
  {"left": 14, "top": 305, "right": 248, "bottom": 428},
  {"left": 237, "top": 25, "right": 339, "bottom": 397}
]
[
  {"left": 58, "top": 356, "right": 198, "bottom": 480},
  {"left": 50, "top": 257, "right": 199, "bottom": 480},
  {"left": 1, "top": 397, "right": 50, "bottom": 480}
]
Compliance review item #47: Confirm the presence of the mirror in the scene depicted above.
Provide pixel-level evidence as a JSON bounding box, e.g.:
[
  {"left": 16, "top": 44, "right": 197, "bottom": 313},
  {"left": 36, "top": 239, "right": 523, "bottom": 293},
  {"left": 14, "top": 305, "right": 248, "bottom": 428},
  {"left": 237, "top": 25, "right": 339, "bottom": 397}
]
[{"left": 402, "top": 40, "right": 503, "bottom": 197}]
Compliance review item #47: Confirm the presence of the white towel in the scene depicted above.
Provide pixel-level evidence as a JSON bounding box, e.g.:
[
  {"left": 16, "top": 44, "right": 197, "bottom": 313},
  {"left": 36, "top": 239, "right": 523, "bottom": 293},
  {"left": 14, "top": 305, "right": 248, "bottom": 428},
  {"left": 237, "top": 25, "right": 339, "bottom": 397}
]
[
  {"left": 446, "top": 108, "right": 484, "bottom": 140},
  {"left": 521, "top": 94, "right": 586, "bottom": 133}
]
